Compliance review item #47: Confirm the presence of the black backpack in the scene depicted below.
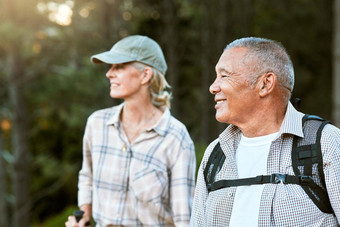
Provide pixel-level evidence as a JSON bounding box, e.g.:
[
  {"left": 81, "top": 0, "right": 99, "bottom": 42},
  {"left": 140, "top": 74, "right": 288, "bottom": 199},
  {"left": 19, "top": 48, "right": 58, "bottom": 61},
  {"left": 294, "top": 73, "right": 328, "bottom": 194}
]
[{"left": 203, "top": 114, "right": 333, "bottom": 214}]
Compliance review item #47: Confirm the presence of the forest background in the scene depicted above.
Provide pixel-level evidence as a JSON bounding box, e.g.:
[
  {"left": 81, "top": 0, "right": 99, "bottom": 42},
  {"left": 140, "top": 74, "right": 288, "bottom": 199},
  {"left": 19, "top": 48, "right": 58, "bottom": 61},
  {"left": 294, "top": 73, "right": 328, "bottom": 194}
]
[{"left": 1, "top": 0, "right": 340, "bottom": 226}]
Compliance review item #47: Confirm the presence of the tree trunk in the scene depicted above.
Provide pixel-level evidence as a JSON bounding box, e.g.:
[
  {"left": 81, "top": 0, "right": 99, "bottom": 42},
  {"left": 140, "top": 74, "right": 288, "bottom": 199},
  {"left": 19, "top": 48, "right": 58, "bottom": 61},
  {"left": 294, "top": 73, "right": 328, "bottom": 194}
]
[
  {"left": 100, "top": 0, "right": 113, "bottom": 42},
  {"left": 8, "top": 46, "right": 31, "bottom": 227},
  {"left": 1, "top": 0, "right": 31, "bottom": 225},
  {"left": 200, "top": 0, "right": 213, "bottom": 143},
  {"left": 99, "top": 0, "right": 124, "bottom": 42},
  {"left": 161, "top": 0, "right": 179, "bottom": 116},
  {"left": 333, "top": 0, "right": 340, "bottom": 127},
  {"left": 0, "top": 123, "right": 9, "bottom": 227},
  {"left": 200, "top": 0, "right": 230, "bottom": 143},
  {"left": 215, "top": 0, "right": 229, "bottom": 135}
]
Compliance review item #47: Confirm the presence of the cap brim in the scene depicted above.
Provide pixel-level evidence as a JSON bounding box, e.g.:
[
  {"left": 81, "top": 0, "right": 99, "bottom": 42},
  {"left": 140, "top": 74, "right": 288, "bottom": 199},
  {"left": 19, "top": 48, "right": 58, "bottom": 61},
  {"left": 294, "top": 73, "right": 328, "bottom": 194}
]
[{"left": 90, "top": 51, "right": 135, "bottom": 64}]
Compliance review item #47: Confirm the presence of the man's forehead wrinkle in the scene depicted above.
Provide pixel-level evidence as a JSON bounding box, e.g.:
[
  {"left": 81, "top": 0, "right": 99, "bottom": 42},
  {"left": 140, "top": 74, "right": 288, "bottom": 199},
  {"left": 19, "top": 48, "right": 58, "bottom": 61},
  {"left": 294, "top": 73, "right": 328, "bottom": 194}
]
[
  {"left": 216, "top": 67, "right": 234, "bottom": 74},
  {"left": 216, "top": 48, "right": 250, "bottom": 76},
  {"left": 216, "top": 63, "right": 244, "bottom": 77}
]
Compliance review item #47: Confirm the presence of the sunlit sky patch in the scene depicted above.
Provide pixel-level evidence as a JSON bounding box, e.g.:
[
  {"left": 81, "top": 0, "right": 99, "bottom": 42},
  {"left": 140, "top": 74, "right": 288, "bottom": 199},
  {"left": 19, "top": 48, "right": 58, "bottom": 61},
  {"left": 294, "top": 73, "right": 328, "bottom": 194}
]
[
  {"left": 37, "top": 1, "right": 74, "bottom": 26},
  {"left": 79, "top": 2, "right": 96, "bottom": 18}
]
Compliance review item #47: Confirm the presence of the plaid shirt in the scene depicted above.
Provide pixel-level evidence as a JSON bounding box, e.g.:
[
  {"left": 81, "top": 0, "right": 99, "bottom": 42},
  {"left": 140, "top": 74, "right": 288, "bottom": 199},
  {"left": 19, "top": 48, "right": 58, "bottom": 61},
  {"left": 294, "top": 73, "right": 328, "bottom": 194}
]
[
  {"left": 78, "top": 103, "right": 196, "bottom": 227},
  {"left": 191, "top": 102, "right": 340, "bottom": 226}
]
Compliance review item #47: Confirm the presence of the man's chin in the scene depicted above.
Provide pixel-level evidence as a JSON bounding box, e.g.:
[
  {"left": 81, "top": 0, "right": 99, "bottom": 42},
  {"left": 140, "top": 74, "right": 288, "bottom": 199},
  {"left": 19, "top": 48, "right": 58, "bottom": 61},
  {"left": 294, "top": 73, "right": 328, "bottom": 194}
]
[{"left": 215, "top": 115, "right": 228, "bottom": 124}]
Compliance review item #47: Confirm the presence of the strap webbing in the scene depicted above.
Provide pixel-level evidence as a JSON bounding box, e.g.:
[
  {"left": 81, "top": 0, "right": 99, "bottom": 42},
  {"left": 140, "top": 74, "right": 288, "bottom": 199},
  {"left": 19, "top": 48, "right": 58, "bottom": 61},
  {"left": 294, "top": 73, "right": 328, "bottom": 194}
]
[
  {"left": 210, "top": 174, "right": 316, "bottom": 192},
  {"left": 291, "top": 115, "right": 332, "bottom": 213},
  {"left": 204, "top": 114, "right": 333, "bottom": 213},
  {"left": 204, "top": 142, "right": 225, "bottom": 191}
]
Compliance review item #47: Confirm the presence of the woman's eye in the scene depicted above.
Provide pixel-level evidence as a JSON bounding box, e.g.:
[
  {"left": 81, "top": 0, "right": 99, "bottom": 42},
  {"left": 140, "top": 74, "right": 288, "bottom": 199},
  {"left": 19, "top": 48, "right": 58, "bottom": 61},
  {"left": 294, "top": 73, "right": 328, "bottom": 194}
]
[{"left": 115, "top": 64, "right": 124, "bottom": 69}]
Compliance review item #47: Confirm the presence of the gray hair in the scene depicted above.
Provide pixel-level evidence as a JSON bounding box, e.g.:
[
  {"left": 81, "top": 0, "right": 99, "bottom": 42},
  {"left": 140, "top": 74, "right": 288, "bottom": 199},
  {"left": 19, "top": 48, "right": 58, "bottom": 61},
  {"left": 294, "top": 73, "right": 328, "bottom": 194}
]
[
  {"left": 131, "top": 62, "right": 172, "bottom": 109},
  {"left": 226, "top": 37, "right": 294, "bottom": 97}
]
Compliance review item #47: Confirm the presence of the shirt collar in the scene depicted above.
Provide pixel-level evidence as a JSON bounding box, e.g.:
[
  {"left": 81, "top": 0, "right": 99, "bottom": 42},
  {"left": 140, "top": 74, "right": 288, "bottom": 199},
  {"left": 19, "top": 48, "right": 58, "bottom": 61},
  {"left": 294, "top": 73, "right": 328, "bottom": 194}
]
[
  {"left": 152, "top": 108, "right": 171, "bottom": 137},
  {"left": 277, "top": 101, "right": 304, "bottom": 138},
  {"left": 106, "top": 102, "right": 124, "bottom": 127},
  {"left": 105, "top": 102, "right": 170, "bottom": 137}
]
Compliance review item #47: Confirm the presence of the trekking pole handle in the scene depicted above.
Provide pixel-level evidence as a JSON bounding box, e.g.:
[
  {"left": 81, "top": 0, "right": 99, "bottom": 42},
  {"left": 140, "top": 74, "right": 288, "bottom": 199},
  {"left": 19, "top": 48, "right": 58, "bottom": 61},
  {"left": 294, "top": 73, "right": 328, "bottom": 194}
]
[
  {"left": 73, "top": 210, "right": 84, "bottom": 222},
  {"left": 73, "top": 210, "right": 91, "bottom": 226}
]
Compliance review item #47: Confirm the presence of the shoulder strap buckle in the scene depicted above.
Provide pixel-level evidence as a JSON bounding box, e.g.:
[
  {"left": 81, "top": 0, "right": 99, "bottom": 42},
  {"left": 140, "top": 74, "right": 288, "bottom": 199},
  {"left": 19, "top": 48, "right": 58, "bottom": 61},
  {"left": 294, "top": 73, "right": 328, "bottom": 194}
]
[{"left": 270, "top": 173, "right": 287, "bottom": 184}]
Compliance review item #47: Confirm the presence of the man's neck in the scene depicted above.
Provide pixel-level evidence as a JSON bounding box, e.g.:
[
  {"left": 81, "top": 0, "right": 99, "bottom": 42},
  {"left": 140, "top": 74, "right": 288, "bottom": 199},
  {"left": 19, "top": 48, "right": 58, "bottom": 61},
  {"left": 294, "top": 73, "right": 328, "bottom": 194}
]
[{"left": 238, "top": 102, "right": 287, "bottom": 138}]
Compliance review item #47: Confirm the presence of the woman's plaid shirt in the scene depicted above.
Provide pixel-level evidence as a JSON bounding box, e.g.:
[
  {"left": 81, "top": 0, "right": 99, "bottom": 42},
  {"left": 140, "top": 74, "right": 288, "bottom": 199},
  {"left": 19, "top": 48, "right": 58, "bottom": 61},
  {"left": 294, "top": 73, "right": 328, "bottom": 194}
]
[
  {"left": 191, "top": 102, "right": 340, "bottom": 226},
  {"left": 78, "top": 103, "right": 196, "bottom": 227}
]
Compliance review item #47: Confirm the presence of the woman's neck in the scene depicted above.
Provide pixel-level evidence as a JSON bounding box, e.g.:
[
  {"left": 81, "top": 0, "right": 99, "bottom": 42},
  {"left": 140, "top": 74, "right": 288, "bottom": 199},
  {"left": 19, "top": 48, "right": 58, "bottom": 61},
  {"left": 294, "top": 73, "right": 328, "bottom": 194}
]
[{"left": 120, "top": 100, "right": 163, "bottom": 142}]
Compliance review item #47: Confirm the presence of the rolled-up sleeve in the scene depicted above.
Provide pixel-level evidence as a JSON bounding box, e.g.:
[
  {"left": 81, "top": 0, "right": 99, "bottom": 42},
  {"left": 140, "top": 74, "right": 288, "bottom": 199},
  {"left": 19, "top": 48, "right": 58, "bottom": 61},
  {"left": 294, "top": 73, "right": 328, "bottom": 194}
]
[
  {"left": 170, "top": 138, "right": 196, "bottom": 226},
  {"left": 78, "top": 118, "right": 93, "bottom": 207}
]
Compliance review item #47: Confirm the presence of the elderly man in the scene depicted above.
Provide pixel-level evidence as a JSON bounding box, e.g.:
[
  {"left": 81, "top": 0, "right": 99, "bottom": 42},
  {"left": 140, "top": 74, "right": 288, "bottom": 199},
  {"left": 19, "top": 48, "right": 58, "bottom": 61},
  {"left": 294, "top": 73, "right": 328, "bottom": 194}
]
[{"left": 191, "top": 37, "right": 340, "bottom": 226}]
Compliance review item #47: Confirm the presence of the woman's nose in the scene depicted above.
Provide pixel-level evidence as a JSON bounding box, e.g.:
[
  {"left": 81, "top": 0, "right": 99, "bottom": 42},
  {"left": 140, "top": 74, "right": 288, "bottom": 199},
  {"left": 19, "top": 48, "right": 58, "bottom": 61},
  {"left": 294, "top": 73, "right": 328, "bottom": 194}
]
[{"left": 106, "top": 66, "right": 115, "bottom": 78}]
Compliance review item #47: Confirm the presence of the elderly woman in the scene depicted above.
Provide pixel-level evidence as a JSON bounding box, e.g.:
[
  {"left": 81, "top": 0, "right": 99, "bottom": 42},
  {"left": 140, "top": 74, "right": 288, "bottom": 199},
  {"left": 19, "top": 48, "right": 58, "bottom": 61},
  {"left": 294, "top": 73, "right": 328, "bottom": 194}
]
[{"left": 66, "top": 35, "right": 196, "bottom": 227}]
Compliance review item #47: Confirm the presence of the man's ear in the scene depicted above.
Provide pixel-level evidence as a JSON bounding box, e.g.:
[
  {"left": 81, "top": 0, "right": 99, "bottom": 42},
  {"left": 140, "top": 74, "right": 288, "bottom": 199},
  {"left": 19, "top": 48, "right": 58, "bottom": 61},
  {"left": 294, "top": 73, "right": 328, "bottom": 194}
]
[
  {"left": 258, "top": 72, "right": 276, "bottom": 97},
  {"left": 141, "top": 67, "right": 153, "bottom": 85}
]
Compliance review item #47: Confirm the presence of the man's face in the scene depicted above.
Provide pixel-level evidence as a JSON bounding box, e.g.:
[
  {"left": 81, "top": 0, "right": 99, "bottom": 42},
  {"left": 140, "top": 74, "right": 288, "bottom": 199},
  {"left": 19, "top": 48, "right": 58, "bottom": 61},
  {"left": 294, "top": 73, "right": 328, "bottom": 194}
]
[{"left": 210, "top": 47, "right": 260, "bottom": 126}]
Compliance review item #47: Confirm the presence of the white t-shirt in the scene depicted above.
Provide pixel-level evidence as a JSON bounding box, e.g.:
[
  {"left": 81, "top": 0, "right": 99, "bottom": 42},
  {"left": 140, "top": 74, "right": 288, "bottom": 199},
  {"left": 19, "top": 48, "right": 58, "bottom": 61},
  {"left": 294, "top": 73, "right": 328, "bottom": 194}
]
[{"left": 229, "top": 132, "right": 278, "bottom": 227}]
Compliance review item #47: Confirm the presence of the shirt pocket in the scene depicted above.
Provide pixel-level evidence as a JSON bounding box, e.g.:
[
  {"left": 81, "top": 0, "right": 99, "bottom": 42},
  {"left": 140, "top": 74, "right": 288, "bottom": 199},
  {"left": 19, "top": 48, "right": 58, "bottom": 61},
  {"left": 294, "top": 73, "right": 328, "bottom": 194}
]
[
  {"left": 130, "top": 167, "right": 173, "bottom": 225},
  {"left": 130, "top": 166, "right": 168, "bottom": 203}
]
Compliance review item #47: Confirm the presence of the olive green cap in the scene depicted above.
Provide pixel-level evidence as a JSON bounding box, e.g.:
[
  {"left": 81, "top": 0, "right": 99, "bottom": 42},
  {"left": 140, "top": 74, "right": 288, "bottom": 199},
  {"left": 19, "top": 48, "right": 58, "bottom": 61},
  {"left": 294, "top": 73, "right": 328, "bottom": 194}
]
[{"left": 91, "top": 35, "right": 167, "bottom": 74}]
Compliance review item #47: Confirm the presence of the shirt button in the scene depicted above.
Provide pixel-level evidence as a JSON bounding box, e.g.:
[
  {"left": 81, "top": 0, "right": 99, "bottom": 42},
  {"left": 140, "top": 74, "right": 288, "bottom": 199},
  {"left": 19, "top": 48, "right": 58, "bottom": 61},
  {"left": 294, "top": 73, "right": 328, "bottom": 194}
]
[
  {"left": 122, "top": 144, "right": 127, "bottom": 152},
  {"left": 227, "top": 192, "right": 233, "bottom": 197}
]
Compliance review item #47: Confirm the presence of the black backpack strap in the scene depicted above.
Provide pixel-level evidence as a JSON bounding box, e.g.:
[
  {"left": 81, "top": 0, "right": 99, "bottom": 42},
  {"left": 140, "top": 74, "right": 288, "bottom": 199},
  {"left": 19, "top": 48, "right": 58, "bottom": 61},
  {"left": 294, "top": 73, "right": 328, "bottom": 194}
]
[
  {"left": 291, "top": 114, "right": 333, "bottom": 213},
  {"left": 204, "top": 142, "right": 225, "bottom": 192},
  {"left": 204, "top": 114, "right": 333, "bottom": 214},
  {"left": 210, "top": 173, "right": 317, "bottom": 192}
]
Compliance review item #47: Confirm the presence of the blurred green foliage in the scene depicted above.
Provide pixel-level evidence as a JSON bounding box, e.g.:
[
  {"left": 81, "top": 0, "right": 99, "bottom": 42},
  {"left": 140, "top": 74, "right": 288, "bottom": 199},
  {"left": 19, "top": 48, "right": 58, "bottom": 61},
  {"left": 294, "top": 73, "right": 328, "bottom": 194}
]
[
  {"left": 32, "top": 205, "right": 95, "bottom": 227},
  {"left": 32, "top": 205, "right": 78, "bottom": 227},
  {"left": 0, "top": 0, "right": 336, "bottom": 225}
]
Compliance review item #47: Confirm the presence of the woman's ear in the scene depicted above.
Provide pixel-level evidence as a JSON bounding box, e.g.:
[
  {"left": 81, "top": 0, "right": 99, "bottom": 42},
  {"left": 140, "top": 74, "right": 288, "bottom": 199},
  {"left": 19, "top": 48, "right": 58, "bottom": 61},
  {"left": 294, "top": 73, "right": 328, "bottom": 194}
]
[
  {"left": 141, "top": 67, "right": 153, "bottom": 85},
  {"left": 258, "top": 72, "right": 276, "bottom": 97}
]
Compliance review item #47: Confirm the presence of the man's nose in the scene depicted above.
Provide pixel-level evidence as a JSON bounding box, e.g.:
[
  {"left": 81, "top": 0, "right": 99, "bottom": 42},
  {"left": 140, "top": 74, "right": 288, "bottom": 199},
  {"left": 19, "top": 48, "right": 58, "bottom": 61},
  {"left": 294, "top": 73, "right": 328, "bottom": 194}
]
[{"left": 209, "top": 78, "right": 220, "bottom": 94}]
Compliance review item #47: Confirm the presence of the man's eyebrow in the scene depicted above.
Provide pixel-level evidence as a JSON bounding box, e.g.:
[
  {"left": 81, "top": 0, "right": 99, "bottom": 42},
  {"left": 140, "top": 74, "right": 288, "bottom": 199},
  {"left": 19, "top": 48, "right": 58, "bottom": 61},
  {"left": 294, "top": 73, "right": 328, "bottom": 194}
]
[{"left": 216, "top": 67, "right": 236, "bottom": 75}]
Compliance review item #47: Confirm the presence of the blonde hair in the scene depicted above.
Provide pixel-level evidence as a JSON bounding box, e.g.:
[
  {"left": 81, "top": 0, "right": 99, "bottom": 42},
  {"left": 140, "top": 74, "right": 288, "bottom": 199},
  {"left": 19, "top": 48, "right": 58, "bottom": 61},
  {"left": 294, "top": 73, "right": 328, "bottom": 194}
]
[{"left": 131, "top": 62, "right": 172, "bottom": 109}]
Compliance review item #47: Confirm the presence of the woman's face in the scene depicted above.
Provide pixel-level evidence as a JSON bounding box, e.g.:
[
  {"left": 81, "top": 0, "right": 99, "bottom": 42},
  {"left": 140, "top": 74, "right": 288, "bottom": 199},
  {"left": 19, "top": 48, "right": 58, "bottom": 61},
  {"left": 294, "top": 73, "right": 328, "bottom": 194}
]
[{"left": 105, "top": 63, "right": 145, "bottom": 100}]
